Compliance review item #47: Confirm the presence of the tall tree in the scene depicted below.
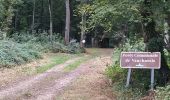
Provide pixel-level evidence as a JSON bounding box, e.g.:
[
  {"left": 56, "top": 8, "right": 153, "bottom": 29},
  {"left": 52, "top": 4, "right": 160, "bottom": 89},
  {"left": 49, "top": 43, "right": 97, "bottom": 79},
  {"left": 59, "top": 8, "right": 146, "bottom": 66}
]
[
  {"left": 31, "top": 0, "right": 36, "bottom": 33},
  {"left": 65, "top": 0, "right": 70, "bottom": 45},
  {"left": 48, "top": 0, "right": 53, "bottom": 41},
  {"left": 79, "top": 1, "right": 87, "bottom": 48},
  {"left": 76, "top": 0, "right": 92, "bottom": 47},
  {"left": 0, "top": 0, "right": 22, "bottom": 39}
]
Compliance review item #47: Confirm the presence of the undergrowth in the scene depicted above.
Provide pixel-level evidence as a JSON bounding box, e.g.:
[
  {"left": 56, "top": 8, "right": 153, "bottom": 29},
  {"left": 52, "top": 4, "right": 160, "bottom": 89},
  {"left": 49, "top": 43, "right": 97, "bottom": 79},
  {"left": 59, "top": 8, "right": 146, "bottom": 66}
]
[
  {"left": 0, "top": 40, "right": 41, "bottom": 68},
  {"left": 155, "top": 84, "right": 170, "bottom": 100},
  {"left": 106, "top": 39, "right": 170, "bottom": 99},
  {"left": 105, "top": 39, "right": 149, "bottom": 99},
  {"left": 0, "top": 32, "right": 84, "bottom": 68}
]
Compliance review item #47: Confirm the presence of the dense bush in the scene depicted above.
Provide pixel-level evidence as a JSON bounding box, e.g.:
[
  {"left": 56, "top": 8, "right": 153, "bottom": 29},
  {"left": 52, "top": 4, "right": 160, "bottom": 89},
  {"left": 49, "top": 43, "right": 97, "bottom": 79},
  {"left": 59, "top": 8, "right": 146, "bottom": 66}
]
[
  {"left": 11, "top": 33, "right": 84, "bottom": 53},
  {"left": 11, "top": 32, "right": 63, "bottom": 43},
  {"left": 155, "top": 85, "right": 170, "bottom": 99},
  {"left": 147, "top": 37, "right": 164, "bottom": 52},
  {"left": 0, "top": 32, "right": 84, "bottom": 68},
  {"left": 0, "top": 40, "right": 41, "bottom": 67},
  {"left": 67, "top": 39, "right": 85, "bottom": 53}
]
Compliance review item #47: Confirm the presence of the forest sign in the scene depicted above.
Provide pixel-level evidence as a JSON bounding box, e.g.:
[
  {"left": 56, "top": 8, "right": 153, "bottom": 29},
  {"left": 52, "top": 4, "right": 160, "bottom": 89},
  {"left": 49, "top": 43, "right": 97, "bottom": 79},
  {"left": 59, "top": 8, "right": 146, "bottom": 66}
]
[{"left": 120, "top": 52, "right": 161, "bottom": 69}]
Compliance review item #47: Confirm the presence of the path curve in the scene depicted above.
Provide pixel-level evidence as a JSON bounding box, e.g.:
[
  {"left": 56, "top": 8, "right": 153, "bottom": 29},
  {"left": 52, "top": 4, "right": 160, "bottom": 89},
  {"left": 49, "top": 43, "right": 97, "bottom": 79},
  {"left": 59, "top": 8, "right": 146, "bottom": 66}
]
[
  {"left": 0, "top": 57, "right": 81, "bottom": 100},
  {"left": 0, "top": 48, "right": 115, "bottom": 100}
]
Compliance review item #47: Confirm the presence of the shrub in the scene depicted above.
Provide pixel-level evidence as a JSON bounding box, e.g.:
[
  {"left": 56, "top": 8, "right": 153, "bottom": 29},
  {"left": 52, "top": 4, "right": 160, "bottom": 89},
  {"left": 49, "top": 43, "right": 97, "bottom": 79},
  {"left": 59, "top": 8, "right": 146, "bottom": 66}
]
[
  {"left": 147, "top": 37, "right": 164, "bottom": 52},
  {"left": 66, "top": 39, "right": 85, "bottom": 54},
  {"left": 121, "top": 39, "right": 145, "bottom": 52},
  {"left": 11, "top": 33, "right": 84, "bottom": 54},
  {"left": 11, "top": 32, "right": 63, "bottom": 44},
  {"left": 0, "top": 40, "right": 41, "bottom": 68},
  {"left": 155, "top": 85, "right": 170, "bottom": 100},
  {"left": 0, "top": 33, "right": 85, "bottom": 68}
]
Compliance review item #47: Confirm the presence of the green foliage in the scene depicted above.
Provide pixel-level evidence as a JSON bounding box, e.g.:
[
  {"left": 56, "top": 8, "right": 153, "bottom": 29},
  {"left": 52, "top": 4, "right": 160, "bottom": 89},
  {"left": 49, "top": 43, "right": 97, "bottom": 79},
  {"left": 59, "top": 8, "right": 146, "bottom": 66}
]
[
  {"left": 105, "top": 63, "right": 126, "bottom": 82},
  {"left": 105, "top": 39, "right": 148, "bottom": 99},
  {"left": 156, "top": 85, "right": 170, "bottom": 100},
  {"left": 113, "top": 82, "right": 146, "bottom": 100},
  {"left": 164, "top": 49, "right": 170, "bottom": 68},
  {"left": 106, "top": 39, "right": 145, "bottom": 83},
  {"left": 0, "top": 32, "right": 84, "bottom": 68},
  {"left": 11, "top": 33, "right": 84, "bottom": 54},
  {"left": 0, "top": 0, "right": 22, "bottom": 38},
  {"left": 67, "top": 39, "right": 85, "bottom": 54},
  {"left": 121, "top": 39, "right": 145, "bottom": 52},
  {"left": 106, "top": 57, "right": 147, "bottom": 99},
  {"left": 11, "top": 32, "right": 63, "bottom": 43},
  {"left": 11, "top": 33, "right": 62, "bottom": 53},
  {"left": 147, "top": 37, "right": 164, "bottom": 52},
  {"left": 0, "top": 40, "right": 41, "bottom": 67},
  {"left": 88, "top": 0, "right": 142, "bottom": 32},
  {"left": 114, "top": 38, "right": 145, "bottom": 53}
]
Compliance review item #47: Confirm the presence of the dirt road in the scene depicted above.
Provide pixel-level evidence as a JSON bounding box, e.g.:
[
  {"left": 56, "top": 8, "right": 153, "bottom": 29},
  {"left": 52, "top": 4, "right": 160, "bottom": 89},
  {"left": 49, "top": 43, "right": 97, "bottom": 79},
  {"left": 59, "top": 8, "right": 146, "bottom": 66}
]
[{"left": 0, "top": 48, "right": 116, "bottom": 100}]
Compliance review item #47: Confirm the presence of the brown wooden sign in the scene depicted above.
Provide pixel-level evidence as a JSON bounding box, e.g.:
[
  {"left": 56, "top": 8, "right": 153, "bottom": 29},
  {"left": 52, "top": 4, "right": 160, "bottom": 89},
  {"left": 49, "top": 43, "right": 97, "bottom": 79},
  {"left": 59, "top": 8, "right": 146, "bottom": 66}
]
[{"left": 120, "top": 52, "right": 161, "bottom": 69}]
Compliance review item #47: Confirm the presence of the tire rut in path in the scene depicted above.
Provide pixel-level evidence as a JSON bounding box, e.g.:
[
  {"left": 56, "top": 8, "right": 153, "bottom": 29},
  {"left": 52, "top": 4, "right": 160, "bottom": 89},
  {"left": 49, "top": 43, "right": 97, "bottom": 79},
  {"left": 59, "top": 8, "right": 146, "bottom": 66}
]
[
  {"left": 56, "top": 56, "right": 115, "bottom": 100},
  {"left": 34, "top": 58, "right": 95, "bottom": 100},
  {"left": 0, "top": 57, "right": 81, "bottom": 100}
]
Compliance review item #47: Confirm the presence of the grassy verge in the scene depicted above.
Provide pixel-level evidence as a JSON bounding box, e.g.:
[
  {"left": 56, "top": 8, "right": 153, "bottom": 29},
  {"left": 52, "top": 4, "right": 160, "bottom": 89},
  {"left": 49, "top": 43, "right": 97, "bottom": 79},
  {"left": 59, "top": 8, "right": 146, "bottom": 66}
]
[
  {"left": 36, "top": 53, "right": 73, "bottom": 73},
  {"left": 64, "top": 56, "right": 90, "bottom": 72}
]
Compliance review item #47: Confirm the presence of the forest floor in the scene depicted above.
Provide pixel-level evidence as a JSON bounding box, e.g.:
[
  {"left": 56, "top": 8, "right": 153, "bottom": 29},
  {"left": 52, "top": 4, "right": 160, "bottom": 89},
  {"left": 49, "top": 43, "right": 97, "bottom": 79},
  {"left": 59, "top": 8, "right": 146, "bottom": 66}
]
[{"left": 0, "top": 48, "right": 116, "bottom": 100}]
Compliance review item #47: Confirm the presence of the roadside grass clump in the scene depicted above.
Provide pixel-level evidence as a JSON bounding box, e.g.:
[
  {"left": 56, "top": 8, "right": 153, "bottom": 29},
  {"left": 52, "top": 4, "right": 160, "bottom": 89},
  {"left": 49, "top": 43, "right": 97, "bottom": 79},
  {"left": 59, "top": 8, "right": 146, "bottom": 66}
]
[
  {"left": 0, "top": 40, "right": 41, "bottom": 68},
  {"left": 36, "top": 54, "right": 72, "bottom": 73}
]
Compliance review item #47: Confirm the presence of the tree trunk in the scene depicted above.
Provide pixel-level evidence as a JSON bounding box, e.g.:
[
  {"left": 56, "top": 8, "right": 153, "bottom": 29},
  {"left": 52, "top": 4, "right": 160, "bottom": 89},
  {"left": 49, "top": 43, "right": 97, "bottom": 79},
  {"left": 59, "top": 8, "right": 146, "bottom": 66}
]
[
  {"left": 65, "top": 0, "right": 70, "bottom": 45},
  {"left": 1, "top": 0, "right": 13, "bottom": 39},
  {"left": 48, "top": 0, "right": 53, "bottom": 42},
  {"left": 40, "top": 0, "right": 44, "bottom": 32},
  {"left": 31, "top": 0, "right": 36, "bottom": 33},
  {"left": 80, "top": 12, "right": 86, "bottom": 47},
  {"left": 164, "top": 19, "right": 170, "bottom": 50}
]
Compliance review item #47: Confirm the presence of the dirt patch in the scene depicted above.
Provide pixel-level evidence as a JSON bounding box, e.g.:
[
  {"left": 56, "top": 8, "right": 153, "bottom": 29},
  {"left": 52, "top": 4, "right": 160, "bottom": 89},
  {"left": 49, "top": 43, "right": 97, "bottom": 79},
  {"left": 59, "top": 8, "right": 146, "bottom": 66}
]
[{"left": 57, "top": 56, "right": 116, "bottom": 100}]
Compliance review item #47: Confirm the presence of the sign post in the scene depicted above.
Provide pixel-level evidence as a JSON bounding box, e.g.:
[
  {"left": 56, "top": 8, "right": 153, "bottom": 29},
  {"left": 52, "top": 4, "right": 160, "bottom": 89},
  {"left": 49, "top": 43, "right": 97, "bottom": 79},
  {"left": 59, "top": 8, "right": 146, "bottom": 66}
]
[
  {"left": 151, "top": 69, "right": 154, "bottom": 90},
  {"left": 120, "top": 52, "right": 161, "bottom": 89},
  {"left": 125, "top": 68, "right": 131, "bottom": 87}
]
